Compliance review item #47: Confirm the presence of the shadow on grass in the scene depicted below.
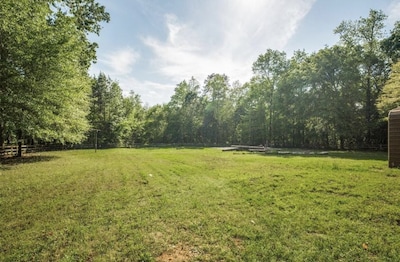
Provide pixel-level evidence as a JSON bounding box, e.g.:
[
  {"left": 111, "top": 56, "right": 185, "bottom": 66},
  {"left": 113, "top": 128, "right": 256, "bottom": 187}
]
[
  {"left": 134, "top": 145, "right": 206, "bottom": 150},
  {"left": 328, "top": 151, "right": 387, "bottom": 161},
  {"left": 253, "top": 150, "right": 388, "bottom": 161},
  {"left": 0, "top": 155, "right": 59, "bottom": 167}
]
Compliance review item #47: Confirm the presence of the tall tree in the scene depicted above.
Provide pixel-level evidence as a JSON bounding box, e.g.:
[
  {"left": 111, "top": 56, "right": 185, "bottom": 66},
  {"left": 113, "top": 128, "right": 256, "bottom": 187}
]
[
  {"left": 203, "top": 74, "right": 230, "bottom": 144},
  {"left": 237, "top": 78, "right": 269, "bottom": 145},
  {"left": 334, "top": 9, "right": 389, "bottom": 145},
  {"left": 377, "top": 61, "right": 400, "bottom": 117},
  {"left": 144, "top": 104, "right": 168, "bottom": 144},
  {"left": 0, "top": 0, "right": 109, "bottom": 150},
  {"left": 252, "top": 49, "right": 288, "bottom": 146},
  {"left": 50, "top": 0, "right": 110, "bottom": 69},
  {"left": 307, "top": 46, "right": 363, "bottom": 148},
  {"left": 165, "top": 78, "right": 203, "bottom": 143},
  {"left": 121, "top": 92, "right": 146, "bottom": 146},
  {"left": 88, "top": 73, "right": 126, "bottom": 147},
  {"left": 381, "top": 21, "right": 400, "bottom": 63},
  {"left": 274, "top": 50, "right": 311, "bottom": 147}
]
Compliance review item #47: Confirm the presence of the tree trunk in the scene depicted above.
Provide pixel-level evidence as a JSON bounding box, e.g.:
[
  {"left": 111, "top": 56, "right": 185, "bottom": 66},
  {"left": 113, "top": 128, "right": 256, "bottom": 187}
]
[
  {"left": 17, "top": 129, "right": 23, "bottom": 157},
  {"left": 17, "top": 141, "right": 22, "bottom": 157},
  {"left": 0, "top": 123, "right": 4, "bottom": 148},
  {"left": 340, "top": 136, "right": 345, "bottom": 150},
  {"left": 366, "top": 76, "right": 372, "bottom": 144}
]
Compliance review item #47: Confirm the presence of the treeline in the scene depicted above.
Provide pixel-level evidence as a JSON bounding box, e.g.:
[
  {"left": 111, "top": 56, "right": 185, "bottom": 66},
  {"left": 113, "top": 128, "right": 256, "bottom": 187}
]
[
  {"left": 1, "top": 4, "right": 400, "bottom": 151},
  {"left": 0, "top": 0, "right": 109, "bottom": 152},
  {"left": 87, "top": 10, "right": 400, "bottom": 150}
]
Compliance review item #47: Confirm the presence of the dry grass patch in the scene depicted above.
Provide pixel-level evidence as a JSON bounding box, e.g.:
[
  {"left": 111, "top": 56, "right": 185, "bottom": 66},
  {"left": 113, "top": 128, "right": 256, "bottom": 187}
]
[{"left": 156, "top": 244, "right": 200, "bottom": 262}]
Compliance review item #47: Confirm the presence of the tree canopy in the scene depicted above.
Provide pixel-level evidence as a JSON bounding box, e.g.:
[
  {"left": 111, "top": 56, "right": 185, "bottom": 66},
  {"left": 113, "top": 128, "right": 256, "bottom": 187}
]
[
  {"left": 2, "top": 6, "right": 399, "bottom": 151},
  {"left": 0, "top": 0, "right": 109, "bottom": 146},
  {"left": 377, "top": 61, "right": 400, "bottom": 117}
]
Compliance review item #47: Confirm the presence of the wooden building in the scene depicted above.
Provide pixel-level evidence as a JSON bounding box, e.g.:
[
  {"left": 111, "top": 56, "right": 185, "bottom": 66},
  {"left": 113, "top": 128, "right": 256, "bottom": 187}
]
[{"left": 388, "top": 107, "right": 400, "bottom": 167}]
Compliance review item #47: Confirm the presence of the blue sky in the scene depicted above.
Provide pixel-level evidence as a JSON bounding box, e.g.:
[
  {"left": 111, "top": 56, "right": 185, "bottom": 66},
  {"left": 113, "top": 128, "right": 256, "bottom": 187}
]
[{"left": 89, "top": 0, "right": 400, "bottom": 106}]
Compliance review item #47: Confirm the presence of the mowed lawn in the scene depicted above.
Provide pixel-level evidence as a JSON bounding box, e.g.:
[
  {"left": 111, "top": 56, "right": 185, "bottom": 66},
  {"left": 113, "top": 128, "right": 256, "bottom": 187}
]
[{"left": 1, "top": 148, "right": 400, "bottom": 261}]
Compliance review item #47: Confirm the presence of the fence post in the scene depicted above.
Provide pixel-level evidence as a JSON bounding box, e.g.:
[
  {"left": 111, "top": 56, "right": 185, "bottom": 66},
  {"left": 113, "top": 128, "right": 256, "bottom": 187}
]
[{"left": 17, "top": 141, "right": 22, "bottom": 157}]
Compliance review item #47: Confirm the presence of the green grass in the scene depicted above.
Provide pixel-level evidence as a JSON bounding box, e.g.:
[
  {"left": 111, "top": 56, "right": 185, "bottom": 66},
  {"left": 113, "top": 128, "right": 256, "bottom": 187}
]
[{"left": 1, "top": 148, "right": 400, "bottom": 261}]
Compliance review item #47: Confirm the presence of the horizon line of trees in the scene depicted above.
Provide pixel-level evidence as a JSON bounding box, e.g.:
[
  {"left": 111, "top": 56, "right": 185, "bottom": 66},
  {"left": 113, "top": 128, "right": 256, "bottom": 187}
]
[
  {"left": 2, "top": 6, "right": 400, "bottom": 152},
  {"left": 87, "top": 10, "right": 400, "bottom": 150}
]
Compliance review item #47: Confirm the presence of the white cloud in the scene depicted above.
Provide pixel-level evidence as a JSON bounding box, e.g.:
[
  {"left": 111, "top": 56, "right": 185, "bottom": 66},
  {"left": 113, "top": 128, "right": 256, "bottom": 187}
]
[
  {"left": 388, "top": 0, "right": 400, "bottom": 24},
  {"left": 90, "top": 0, "right": 316, "bottom": 106},
  {"left": 143, "top": 0, "right": 316, "bottom": 85},
  {"left": 99, "top": 47, "right": 140, "bottom": 76},
  {"left": 91, "top": 47, "right": 174, "bottom": 106},
  {"left": 117, "top": 76, "right": 175, "bottom": 106}
]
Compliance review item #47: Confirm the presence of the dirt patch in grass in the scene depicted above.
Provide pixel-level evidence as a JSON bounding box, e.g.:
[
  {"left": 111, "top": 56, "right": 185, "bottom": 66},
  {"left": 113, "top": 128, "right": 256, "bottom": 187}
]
[
  {"left": 231, "top": 237, "right": 245, "bottom": 250},
  {"left": 156, "top": 244, "right": 199, "bottom": 262}
]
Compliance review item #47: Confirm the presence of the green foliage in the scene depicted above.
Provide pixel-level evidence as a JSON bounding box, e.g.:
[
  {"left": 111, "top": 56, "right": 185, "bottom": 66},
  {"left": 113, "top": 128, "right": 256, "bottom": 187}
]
[
  {"left": 0, "top": 0, "right": 109, "bottom": 145},
  {"left": 165, "top": 78, "right": 204, "bottom": 143},
  {"left": 1, "top": 149, "right": 399, "bottom": 261},
  {"left": 382, "top": 21, "right": 400, "bottom": 63},
  {"left": 131, "top": 9, "right": 397, "bottom": 149},
  {"left": 335, "top": 9, "right": 390, "bottom": 144},
  {"left": 306, "top": 46, "right": 364, "bottom": 148},
  {"left": 121, "top": 92, "right": 147, "bottom": 146},
  {"left": 87, "top": 74, "right": 146, "bottom": 147},
  {"left": 202, "top": 74, "right": 232, "bottom": 144},
  {"left": 235, "top": 77, "right": 269, "bottom": 145},
  {"left": 377, "top": 61, "right": 400, "bottom": 117},
  {"left": 4, "top": 5, "right": 396, "bottom": 149},
  {"left": 51, "top": 0, "right": 110, "bottom": 68},
  {"left": 273, "top": 50, "right": 310, "bottom": 147},
  {"left": 247, "top": 49, "right": 288, "bottom": 145},
  {"left": 144, "top": 104, "right": 168, "bottom": 143}
]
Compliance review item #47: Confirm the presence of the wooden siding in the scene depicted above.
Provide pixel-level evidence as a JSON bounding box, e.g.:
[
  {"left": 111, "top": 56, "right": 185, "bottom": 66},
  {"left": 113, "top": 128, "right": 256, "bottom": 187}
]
[{"left": 388, "top": 107, "right": 400, "bottom": 167}]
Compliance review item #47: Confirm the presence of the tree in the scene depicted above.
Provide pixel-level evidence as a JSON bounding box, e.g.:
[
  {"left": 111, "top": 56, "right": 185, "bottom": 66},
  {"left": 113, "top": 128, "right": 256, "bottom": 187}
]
[
  {"left": 50, "top": 0, "right": 110, "bottom": 69},
  {"left": 202, "top": 74, "right": 230, "bottom": 144},
  {"left": 228, "top": 80, "right": 244, "bottom": 144},
  {"left": 164, "top": 77, "right": 204, "bottom": 144},
  {"left": 381, "top": 21, "right": 400, "bottom": 63},
  {"left": 0, "top": 0, "right": 109, "bottom": 153},
  {"left": 377, "top": 61, "right": 400, "bottom": 117},
  {"left": 121, "top": 92, "right": 146, "bottom": 146},
  {"left": 274, "top": 50, "right": 311, "bottom": 147},
  {"left": 236, "top": 77, "right": 269, "bottom": 145},
  {"left": 306, "top": 46, "right": 363, "bottom": 149},
  {"left": 180, "top": 77, "right": 204, "bottom": 143},
  {"left": 88, "top": 73, "right": 126, "bottom": 147},
  {"left": 252, "top": 49, "right": 288, "bottom": 145},
  {"left": 334, "top": 9, "right": 389, "bottom": 145},
  {"left": 144, "top": 104, "right": 168, "bottom": 144}
]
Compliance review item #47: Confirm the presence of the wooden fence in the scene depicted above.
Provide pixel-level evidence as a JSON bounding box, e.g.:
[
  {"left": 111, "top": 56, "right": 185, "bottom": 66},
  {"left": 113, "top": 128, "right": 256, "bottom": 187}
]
[
  {"left": 0, "top": 145, "right": 36, "bottom": 156},
  {"left": 0, "top": 144, "right": 84, "bottom": 157}
]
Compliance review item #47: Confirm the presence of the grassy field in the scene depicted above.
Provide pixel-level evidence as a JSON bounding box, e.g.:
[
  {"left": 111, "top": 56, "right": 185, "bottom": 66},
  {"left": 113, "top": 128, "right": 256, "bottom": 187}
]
[{"left": 1, "top": 148, "right": 400, "bottom": 261}]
